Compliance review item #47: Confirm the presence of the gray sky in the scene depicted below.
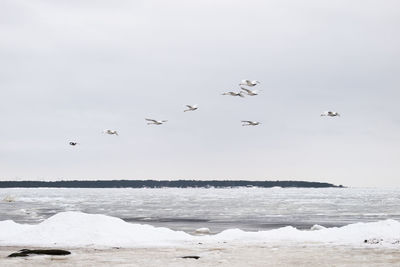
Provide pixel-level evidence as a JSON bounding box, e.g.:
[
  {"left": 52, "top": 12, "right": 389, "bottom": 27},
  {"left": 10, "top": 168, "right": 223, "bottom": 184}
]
[{"left": 1, "top": 0, "right": 399, "bottom": 187}]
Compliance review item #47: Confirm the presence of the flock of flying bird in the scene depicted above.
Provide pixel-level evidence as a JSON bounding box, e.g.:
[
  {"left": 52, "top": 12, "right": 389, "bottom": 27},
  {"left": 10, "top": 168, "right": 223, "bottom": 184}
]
[{"left": 68, "top": 79, "right": 340, "bottom": 146}]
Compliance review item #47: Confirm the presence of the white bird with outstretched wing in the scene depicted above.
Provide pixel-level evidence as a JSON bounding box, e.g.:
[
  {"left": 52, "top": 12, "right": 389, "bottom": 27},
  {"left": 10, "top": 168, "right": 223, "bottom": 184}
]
[
  {"left": 184, "top": 105, "right": 198, "bottom": 112},
  {"left": 241, "top": 120, "right": 261, "bottom": 126},
  {"left": 222, "top": 91, "right": 245, "bottom": 98},
  {"left": 103, "top": 129, "right": 119, "bottom": 135},
  {"left": 239, "top": 80, "right": 260, "bottom": 87},
  {"left": 240, "top": 87, "right": 259, "bottom": 96},
  {"left": 145, "top": 118, "right": 168, "bottom": 125}
]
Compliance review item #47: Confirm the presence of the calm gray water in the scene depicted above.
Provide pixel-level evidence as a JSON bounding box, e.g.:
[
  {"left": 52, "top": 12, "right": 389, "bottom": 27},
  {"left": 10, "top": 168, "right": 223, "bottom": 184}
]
[{"left": 1, "top": 188, "right": 400, "bottom": 233}]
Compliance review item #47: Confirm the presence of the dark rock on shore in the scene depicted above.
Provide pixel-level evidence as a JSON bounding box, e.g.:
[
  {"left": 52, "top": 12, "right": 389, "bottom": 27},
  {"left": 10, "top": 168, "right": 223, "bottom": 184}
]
[
  {"left": 364, "top": 238, "right": 383, "bottom": 244},
  {"left": 8, "top": 249, "right": 71, "bottom": 257},
  {"left": 181, "top": 256, "right": 200, "bottom": 259}
]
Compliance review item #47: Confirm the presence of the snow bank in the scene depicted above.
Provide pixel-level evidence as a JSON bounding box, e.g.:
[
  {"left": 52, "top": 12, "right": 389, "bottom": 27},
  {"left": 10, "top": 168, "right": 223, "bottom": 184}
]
[
  {"left": 0, "top": 212, "right": 191, "bottom": 247},
  {"left": 212, "top": 220, "right": 400, "bottom": 246},
  {"left": 0, "top": 212, "right": 399, "bottom": 248}
]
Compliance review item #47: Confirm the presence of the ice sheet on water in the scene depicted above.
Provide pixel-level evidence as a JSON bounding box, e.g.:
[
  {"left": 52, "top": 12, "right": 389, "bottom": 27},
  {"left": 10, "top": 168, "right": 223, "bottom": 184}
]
[
  {"left": 0, "top": 212, "right": 399, "bottom": 248},
  {"left": 2, "top": 188, "right": 400, "bottom": 232}
]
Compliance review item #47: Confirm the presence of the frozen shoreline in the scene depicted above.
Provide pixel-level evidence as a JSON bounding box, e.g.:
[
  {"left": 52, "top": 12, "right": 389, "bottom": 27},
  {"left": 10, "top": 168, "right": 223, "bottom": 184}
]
[
  {"left": 2, "top": 187, "right": 400, "bottom": 233},
  {"left": 1, "top": 244, "right": 400, "bottom": 267},
  {"left": 1, "top": 212, "right": 400, "bottom": 265},
  {"left": 1, "top": 212, "right": 400, "bottom": 248}
]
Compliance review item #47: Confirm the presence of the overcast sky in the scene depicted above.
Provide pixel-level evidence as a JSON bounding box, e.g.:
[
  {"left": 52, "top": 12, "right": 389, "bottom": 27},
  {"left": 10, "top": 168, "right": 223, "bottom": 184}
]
[{"left": 1, "top": 0, "right": 399, "bottom": 187}]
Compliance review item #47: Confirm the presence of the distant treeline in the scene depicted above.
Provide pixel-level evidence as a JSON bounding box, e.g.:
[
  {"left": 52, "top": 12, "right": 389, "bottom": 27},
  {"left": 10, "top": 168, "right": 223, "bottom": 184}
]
[{"left": 0, "top": 180, "right": 343, "bottom": 188}]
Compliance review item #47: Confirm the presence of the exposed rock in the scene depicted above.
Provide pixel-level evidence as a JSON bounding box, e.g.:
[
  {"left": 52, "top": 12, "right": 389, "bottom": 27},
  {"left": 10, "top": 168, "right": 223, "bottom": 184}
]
[
  {"left": 8, "top": 249, "right": 71, "bottom": 257},
  {"left": 181, "top": 256, "right": 200, "bottom": 260}
]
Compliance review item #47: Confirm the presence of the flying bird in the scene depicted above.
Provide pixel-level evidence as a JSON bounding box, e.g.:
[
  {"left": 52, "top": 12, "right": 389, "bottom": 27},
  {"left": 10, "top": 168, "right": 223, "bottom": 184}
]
[
  {"left": 239, "top": 80, "right": 260, "bottom": 87},
  {"left": 69, "top": 142, "right": 78, "bottom": 146},
  {"left": 321, "top": 111, "right": 340, "bottom": 117},
  {"left": 103, "top": 129, "right": 119, "bottom": 135},
  {"left": 222, "top": 91, "right": 245, "bottom": 98},
  {"left": 240, "top": 87, "right": 259, "bottom": 96},
  {"left": 241, "top": 121, "right": 261, "bottom": 126},
  {"left": 184, "top": 105, "right": 198, "bottom": 112},
  {"left": 146, "top": 118, "right": 168, "bottom": 125}
]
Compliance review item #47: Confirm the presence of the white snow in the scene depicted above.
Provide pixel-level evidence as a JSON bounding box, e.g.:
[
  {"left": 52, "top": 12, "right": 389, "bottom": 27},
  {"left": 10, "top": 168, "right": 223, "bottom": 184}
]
[
  {"left": 211, "top": 220, "right": 400, "bottom": 246},
  {"left": 0, "top": 212, "right": 191, "bottom": 247},
  {"left": 0, "top": 212, "right": 400, "bottom": 248}
]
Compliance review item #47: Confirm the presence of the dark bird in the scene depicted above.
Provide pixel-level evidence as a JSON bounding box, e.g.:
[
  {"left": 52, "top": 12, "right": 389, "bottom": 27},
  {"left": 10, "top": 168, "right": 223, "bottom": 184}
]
[{"left": 321, "top": 111, "right": 340, "bottom": 117}]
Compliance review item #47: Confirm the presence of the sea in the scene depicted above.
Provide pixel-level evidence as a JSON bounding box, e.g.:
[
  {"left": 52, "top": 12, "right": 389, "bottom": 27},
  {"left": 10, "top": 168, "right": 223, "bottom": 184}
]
[{"left": 1, "top": 187, "right": 400, "bottom": 234}]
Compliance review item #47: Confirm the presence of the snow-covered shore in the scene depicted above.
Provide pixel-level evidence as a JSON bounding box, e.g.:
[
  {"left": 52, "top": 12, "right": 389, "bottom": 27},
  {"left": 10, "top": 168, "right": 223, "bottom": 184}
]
[
  {"left": 1, "top": 212, "right": 400, "bottom": 248},
  {"left": 1, "top": 244, "right": 400, "bottom": 267}
]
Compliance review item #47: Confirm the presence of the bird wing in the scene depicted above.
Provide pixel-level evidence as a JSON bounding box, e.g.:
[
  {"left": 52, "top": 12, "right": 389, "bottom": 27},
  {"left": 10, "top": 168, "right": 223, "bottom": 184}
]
[
  {"left": 241, "top": 120, "right": 252, "bottom": 123},
  {"left": 240, "top": 87, "right": 251, "bottom": 93},
  {"left": 186, "top": 105, "right": 193, "bottom": 109},
  {"left": 145, "top": 118, "right": 157, "bottom": 123}
]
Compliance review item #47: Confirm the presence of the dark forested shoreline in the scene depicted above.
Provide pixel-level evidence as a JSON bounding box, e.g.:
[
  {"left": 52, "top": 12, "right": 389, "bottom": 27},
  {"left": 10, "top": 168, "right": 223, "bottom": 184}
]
[{"left": 0, "top": 180, "right": 343, "bottom": 188}]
